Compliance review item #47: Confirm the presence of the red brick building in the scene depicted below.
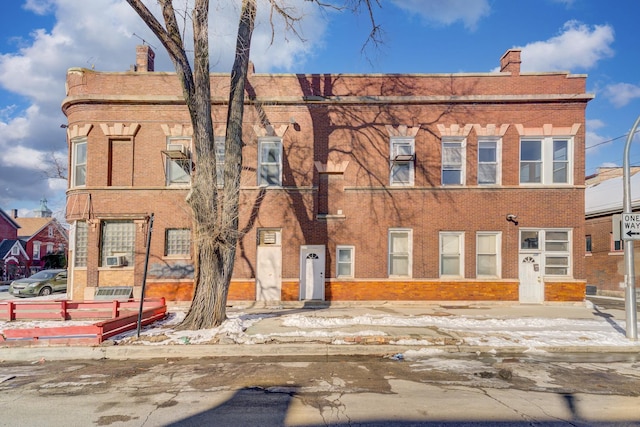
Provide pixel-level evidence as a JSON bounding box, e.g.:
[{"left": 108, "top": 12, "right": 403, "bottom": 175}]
[
  {"left": 585, "top": 167, "right": 640, "bottom": 296},
  {"left": 63, "top": 46, "right": 592, "bottom": 303}
]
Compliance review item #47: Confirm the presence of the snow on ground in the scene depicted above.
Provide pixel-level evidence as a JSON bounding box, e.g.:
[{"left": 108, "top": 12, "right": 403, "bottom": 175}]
[{"left": 2, "top": 294, "right": 640, "bottom": 349}]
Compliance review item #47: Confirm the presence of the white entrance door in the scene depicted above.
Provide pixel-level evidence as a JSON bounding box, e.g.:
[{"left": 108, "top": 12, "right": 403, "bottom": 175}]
[
  {"left": 519, "top": 253, "right": 543, "bottom": 303},
  {"left": 299, "top": 245, "right": 326, "bottom": 300},
  {"left": 256, "top": 230, "right": 282, "bottom": 301}
]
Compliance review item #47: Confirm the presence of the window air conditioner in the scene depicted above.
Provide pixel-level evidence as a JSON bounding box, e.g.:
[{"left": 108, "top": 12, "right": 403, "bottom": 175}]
[
  {"left": 167, "top": 143, "right": 187, "bottom": 154},
  {"left": 106, "top": 255, "right": 126, "bottom": 267}
]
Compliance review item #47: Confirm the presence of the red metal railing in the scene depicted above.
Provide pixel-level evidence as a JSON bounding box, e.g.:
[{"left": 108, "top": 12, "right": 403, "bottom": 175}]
[{"left": 0, "top": 298, "right": 167, "bottom": 345}]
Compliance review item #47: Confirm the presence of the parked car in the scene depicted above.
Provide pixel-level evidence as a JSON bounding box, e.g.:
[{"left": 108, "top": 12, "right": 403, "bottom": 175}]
[{"left": 8, "top": 269, "right": 67, "bottom": 297}]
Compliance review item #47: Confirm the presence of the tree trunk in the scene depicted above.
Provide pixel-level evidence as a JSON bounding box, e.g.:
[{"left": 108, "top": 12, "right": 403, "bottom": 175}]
[{"left": 178, "top": 0, "right": 256, "bottom": 330}]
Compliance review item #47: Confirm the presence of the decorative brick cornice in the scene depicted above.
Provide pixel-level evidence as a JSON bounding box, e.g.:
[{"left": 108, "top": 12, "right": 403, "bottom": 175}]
[
  {"left": 66, "top": 124, "right": 93, "bottom": 139},
  {"left": 436, "top": 124, "right": 473, "bottom": 137},
  {"left": 160, "top": 124, "right": 193, "bottom": 137},
  {"left": 514, "top": 123, "right": 581, "bottom": 136},
  {"left": 472, "top": 124, "right": 510, "bottom": 137},
  {"left": 253, "top": 124, "right": 289, "bottom": 138},
  {"left": 385, "top": 125, "right": 420, "bottom": 137},
  {"left": 314, "top": 160, "right": 349, "bottom": 174},
  {"left": 99, "top": 123, "right": 140, "bottom": 137}
]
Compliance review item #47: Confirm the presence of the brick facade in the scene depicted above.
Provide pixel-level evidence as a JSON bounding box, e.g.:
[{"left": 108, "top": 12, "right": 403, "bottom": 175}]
[{"left": 63, "top": 47, "right": 591, "bottom": 303}]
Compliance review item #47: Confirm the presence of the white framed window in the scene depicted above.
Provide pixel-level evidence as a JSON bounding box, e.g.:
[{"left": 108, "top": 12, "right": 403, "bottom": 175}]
[
  {"left": 440, "top": 232, "right": 464, "bottom": 277},
  {"left": 388, "top": 229, "right": 412, "bottom": 277},
  {"left": 100, "top": 220, "right": 135, "bottom": 267},
  {"left": 72, "top": 138, "right": 87, "bottom": 187},
  {"left": 74, "top": 221, "right": 88, "bottom": 267},
  {"left": 165, "top": 228, "right": 191, "bottom": 257},
  {"left": 33, "top": 242, "right": 41, "bottom": 260},
  {"left": 519, "top": 229, "right": 572, "bottom": 276},
  {"left": 478, "top": 138, "right": 500, "bottom": 185},
  {"left": 215, "top": 136, "right": 225, "bottom": 187},
  {"left": 258, "top": 138, "right": 282, "bottom": 186},
  {"left": 166, "top": 137, "right": 191, "bottom": 186},
  {"left": 544, "top": 230, "right": 571, "bottom": 275},
  {"left": 442, "top": 137, "right": 466, "bottom": 185},
  {"left": 48, "top": 226, "right": 54, "bottom": 237},
  {"left": 520, "top": 137, "right": 572, "bottom": 185},
  {"left": 476, "top": 232, "right": 501, "bottom": 277},
  {"left": 336, "top": 245, "right": 355, "bottom": 278},
  {"left": 11, "top": 244, "right": 19, "bottom": 256},
  {"left": 46, "top": 243, "right": 54, "bottom": 254},
  {"left": 390, "top": 137, "right": 415, "bottom": 186}
]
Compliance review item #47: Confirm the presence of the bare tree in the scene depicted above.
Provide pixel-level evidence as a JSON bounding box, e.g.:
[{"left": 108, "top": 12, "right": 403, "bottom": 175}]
[{"left": 125, "top": 0, "right": 379, "bottom": 329}]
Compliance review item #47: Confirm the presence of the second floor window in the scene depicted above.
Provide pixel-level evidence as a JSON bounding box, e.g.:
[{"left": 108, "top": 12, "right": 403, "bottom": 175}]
[
  {"left": 442, "top": 138, "right": 465, "bottom": 185},
  {"left": 478, "top": 139, "right": 499, "bottom": 185},
  {"left": 258, "top": 138, "right": 282, "bottom": 186},
  {"left": 520, "top": 137, "right": 572, "bottom": 185},
  {"left": 72, "top": 139, "right": 87, "bottom": 187},
  {"left": 215, "top": 136, "right": 225, "bottom": 187},
  {"left": 390, "top": 137, "right": 415, "bottom": 186},
  {"left": 166, "top": 138, "right": 191, "bottom": 186}
]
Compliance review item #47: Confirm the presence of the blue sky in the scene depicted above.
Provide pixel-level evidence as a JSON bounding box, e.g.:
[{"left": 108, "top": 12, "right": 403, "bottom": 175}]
[{"left": 1, "top": 0, "right": 639, "bottom": 219}]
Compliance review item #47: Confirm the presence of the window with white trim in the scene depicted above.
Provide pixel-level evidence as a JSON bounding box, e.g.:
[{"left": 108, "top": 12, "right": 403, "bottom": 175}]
[
  {"left": 75, "top": 221, "right": 88, "bottom": 267},
  {"left": 258, "top": 138, "right": 283, "bottom": 186},
  {"left": 520, "top": 137, "right": 572, "bottom": 185},
  {"left": 33, "top": 242, "right": 41, "bottom": 260},
  {"left": 390, "top": 137, "right": 415, "bottom": 186},
  {"left": 442, "top": 138, "right": 466, "bottom": 185},
  {"left": 478, "top": 138, "right": 500, "bottom": 185},
  {"left": 215, "top": 136, "right": 225, "bottom": 187},
  {"left": 166, "top": 137, "right": 191, "bottom": 186},
  {"left": 544, "top": 230, "right": 570, "bottom": 275},
  {"left": 48, "top": 226, "right": 54, "bottom": 237},
  {"left": 46, "top": 243, "right": 54, "bottom": 254},
  {"left": 520, "top": 229, "right": 572, "bottom": 276},
  {"left": 100, "top": 220, "right": 135, "bottom": 267},
  {"left": 72, "top": 138, "right": 87, "bottom": 187},
  {"left": 165, "top": 228, "right": 191, "bottom": 257},
  {"left": 388, "top": 229, "right": 412, "bottom": 277},
  {"left": 11, "top": 245, "right": 19, "bottom": 255},
  {"left": 476, "top": 232, "right": 501, "bottom": 277},
  {"left": 440, "top": 232, "right": 464, "bottom": 277},
  {"left": 336, "top": 245, "right": 354, "bottom": 278}
]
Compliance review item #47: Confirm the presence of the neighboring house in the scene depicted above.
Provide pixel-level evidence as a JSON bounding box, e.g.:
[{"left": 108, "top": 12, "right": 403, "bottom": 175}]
[
  {"left": 12, "top": 199, "right": 69, "bottom": 275},
  {"left": 0, "top": 208, "right": 22, "bottom": 280},
  {"left": 0, "top": 239, "right": 29, "bottom": 280},
  {"left": 63, "top": 46, "right": 592, "bottom": 303},
  {"left": 585, "top": 167, "right": 640, "bottom": 296}
]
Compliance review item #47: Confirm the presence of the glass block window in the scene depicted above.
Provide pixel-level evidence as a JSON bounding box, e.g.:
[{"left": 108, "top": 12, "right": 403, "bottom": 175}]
[
  {"left": 165, "top": 228, "right": 191, "bottom": 256},
  {"left": 100, "top": 220, "right": 135, "bottom": 267},
  {"left": 75, "top": 221, "right": 88, "bottom": 267}
]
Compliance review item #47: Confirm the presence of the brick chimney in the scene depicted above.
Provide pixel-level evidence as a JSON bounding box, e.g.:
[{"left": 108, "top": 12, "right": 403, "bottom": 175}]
[
  {"left": 136, "top": 44, "right": 155, "bottom": 72},
  {"left": 500, "top": 49, "right": 521, "bottom": 75}
]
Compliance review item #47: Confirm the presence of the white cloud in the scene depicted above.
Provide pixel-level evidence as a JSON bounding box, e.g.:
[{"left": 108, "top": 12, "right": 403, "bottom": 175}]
[
  {"left": 390, "top": 0, "right": 490, "bottom": 30},
  {"left": 0, "top": 0, "right": 331, "bottom": 212},
  {"left": 518, "top": 21, "right": 614, "bottom": 72},
  {"left": 602, "top": 82, "right": 640, "bottom": 108}
]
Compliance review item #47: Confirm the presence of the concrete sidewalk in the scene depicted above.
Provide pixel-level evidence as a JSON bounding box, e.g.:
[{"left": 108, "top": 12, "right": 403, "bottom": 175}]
[{"left": 1, "top": 300, "right": 639, "bottom": 361}]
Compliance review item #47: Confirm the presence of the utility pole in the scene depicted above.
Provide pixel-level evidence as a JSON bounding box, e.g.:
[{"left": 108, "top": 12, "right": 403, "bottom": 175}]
[{"left": 622, "top": 115, "right": 640, "bottom": 340}]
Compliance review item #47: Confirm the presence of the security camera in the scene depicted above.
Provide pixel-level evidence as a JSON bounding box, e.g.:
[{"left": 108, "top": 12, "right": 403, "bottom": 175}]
[{"left": 506, "top": 214, "right": 518, "bottom": 225}]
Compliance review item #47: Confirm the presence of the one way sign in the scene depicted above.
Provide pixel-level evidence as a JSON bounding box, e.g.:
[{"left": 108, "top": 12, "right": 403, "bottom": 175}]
[{"left": 622, "top": 213, "right": 640, "bottom": 240}]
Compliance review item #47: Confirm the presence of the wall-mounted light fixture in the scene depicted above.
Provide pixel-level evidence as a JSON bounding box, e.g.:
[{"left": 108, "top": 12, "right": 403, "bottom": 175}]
[{"left": 506, "top": 213, "right": 518, "bottom": 226}]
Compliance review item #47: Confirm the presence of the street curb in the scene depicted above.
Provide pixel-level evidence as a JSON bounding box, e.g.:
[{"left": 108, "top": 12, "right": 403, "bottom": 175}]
[{"left": 2, "top": 343, "right": 640, "bottom": 362}]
